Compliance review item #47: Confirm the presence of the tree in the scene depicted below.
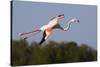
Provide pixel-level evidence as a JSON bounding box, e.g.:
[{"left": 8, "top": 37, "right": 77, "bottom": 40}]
[{"left": 11, "top": 40, "right": 97, "bottom": 66}]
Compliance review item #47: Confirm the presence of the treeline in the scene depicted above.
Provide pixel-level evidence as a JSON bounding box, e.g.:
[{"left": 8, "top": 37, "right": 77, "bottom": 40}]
[{"left": 11, "top": 39, "right": 97, "bottom": 66}]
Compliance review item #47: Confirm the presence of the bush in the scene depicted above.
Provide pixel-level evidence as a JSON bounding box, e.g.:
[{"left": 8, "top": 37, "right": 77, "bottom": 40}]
[{"left": 11, "top": 40, "right": 97, "bottom": 66}]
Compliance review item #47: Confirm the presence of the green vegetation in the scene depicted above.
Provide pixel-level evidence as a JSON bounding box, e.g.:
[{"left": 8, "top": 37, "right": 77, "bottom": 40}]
[{"left": 11, "top": 39, "right": 97, "bottom": 66}]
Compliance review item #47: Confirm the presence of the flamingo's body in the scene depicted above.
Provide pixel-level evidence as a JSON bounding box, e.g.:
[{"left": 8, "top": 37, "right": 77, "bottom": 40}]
[{"left": 19, "top": 14, "right": 79, "bottom": 45}]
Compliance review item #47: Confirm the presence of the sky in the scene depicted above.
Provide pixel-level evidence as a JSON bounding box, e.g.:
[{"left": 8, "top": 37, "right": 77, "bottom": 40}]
[{"left": 12, "top": 1, "right": 97, "bottom": 49}]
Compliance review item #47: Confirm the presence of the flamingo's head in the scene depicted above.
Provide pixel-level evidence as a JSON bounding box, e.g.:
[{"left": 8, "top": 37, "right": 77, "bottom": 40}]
[{"left": 69, "top": 18, "right": 80, "bottom": 23}]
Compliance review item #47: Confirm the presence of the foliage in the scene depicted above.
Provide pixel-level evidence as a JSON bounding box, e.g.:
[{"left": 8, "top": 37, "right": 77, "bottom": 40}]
[{"left": 11, "top": 40, "right": 97, "bottom": 66}]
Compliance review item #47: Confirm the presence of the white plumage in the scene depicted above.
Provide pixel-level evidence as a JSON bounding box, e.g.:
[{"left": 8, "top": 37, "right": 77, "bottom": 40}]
[{"left": 18, "top": 14, "right": 80, "bottom": 45}]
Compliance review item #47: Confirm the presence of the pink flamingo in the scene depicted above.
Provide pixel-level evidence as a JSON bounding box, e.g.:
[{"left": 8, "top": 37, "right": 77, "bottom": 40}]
[{"left": 18, "top": 14, "right": 79, "bottom": 44}]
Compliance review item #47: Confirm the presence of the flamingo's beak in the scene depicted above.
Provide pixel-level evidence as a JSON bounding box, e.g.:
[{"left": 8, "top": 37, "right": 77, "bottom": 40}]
[{"left": 77, "top": 20, "right": 80, "bottom": 23}]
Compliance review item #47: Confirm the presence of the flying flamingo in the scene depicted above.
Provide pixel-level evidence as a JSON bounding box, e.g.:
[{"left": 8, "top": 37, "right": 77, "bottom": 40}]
[{"left": 18, "top": 14, "right": 80, "bottom": 45}]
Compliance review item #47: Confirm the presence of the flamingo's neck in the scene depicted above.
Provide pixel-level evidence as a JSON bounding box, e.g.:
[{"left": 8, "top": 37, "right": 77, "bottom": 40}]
[{"left": 65, "top": 21, "right": 72, "bottom": 31}]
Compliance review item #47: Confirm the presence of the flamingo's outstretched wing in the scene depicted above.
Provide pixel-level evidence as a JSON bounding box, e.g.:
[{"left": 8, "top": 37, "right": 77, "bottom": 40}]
[{"left": 39, "top": 29, "right": 52, "bottom": 45}]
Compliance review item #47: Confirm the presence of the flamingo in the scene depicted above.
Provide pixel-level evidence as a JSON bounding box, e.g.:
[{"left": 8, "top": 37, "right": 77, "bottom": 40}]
[{"left": 18, "top": 14, "right": 80, "bottom": 45}]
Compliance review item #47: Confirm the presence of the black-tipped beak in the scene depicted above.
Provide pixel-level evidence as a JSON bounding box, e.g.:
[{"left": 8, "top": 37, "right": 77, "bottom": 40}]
[{"left": 77, "top": 20, "right": 80, "bottom": 23}]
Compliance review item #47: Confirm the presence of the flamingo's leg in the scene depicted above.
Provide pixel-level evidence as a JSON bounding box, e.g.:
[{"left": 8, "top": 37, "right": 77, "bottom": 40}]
[{"left": 19, "top": 29, "right": 41, "bottom": 36}]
